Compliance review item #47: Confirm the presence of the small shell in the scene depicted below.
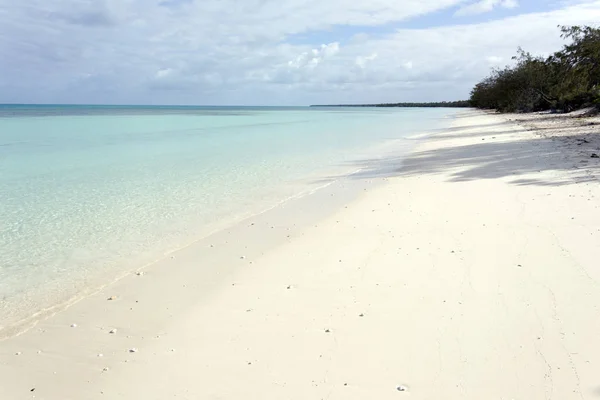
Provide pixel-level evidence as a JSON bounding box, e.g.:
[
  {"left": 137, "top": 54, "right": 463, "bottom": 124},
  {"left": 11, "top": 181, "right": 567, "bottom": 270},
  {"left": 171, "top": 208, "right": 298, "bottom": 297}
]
[{"left": 396, "top": 385, "right": 408, "bottom": 392}]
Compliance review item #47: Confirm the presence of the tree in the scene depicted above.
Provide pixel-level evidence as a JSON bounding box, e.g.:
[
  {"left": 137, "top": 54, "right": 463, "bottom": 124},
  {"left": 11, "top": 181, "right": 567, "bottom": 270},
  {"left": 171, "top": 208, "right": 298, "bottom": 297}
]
[
  {"left": 470, "top": 25, "right": 600, "bottom": 113},
  {"left": 553, "top": 26, "right": 600, "bottom": 110}
]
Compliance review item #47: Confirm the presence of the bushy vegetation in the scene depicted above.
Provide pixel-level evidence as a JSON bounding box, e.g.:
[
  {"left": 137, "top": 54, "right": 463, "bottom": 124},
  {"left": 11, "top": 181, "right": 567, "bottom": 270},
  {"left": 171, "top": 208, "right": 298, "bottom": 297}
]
[{"left": 470, "top": 26, "right": 600, "bottom": 113}]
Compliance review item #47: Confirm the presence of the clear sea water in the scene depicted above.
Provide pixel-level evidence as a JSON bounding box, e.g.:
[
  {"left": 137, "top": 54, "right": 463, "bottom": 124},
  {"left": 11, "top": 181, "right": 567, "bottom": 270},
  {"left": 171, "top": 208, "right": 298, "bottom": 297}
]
[{"left": 0, "top": 105, "right": 456, "bottom": 332}]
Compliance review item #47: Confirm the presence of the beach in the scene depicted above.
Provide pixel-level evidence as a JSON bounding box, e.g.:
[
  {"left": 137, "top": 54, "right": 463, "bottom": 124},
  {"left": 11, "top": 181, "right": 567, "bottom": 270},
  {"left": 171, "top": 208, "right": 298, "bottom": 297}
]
[
  {"left": 2, "top": 110, "right": 600, "bottom": 399},
  {"left": 0, "top": 106, "right": 449, "bottom": 334}
]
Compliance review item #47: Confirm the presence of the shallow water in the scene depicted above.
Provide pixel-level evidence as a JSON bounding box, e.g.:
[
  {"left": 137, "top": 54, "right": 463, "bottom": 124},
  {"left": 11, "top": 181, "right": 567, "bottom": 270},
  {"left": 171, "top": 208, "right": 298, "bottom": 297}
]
[{"left": 0, "top": 105, "right": 455, "bottom": 330}]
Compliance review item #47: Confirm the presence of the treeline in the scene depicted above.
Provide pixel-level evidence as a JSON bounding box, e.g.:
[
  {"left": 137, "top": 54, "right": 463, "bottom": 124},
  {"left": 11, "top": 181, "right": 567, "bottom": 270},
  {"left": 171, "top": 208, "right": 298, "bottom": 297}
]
[
  {"left": 311, "top": 100, "right": 470, "bottom": 108},
  {"left": 471, "top": 26, "right": 600, "bottom": 113}
]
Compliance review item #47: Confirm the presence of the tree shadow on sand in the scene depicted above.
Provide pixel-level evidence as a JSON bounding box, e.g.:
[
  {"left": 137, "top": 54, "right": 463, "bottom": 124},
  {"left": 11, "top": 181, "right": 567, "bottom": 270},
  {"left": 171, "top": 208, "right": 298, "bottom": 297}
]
[{"left": 330, "top": 130, "right": 600, "bottom": 187}]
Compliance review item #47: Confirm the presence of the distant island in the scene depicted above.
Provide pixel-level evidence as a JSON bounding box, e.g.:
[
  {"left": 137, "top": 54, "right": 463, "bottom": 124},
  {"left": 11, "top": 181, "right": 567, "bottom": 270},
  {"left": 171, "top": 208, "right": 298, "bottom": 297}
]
[{"left": 310, "top": 100, "right": 471, "bottom": 108}]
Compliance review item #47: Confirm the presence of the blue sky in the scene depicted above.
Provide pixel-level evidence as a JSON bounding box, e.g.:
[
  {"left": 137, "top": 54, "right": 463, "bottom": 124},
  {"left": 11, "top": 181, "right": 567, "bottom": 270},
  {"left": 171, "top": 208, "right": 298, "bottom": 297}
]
[
  {"left": 286, "top": 0, "right": 562, "bottom": 45},
  {"left": 1, "top": 0, "right": 600, "bottom": 105}
]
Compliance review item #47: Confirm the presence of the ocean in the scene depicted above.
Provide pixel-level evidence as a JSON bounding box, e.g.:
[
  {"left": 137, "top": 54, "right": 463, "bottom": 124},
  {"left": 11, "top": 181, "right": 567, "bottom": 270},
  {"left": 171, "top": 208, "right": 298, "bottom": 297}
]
[{"left": 0, "top": 105, "right": 456, "bottom": 333}]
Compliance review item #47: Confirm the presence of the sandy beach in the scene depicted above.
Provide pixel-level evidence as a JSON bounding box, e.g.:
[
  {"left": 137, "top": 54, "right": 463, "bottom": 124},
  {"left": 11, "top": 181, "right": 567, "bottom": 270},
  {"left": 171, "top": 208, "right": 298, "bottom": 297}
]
[{"left": 1, "top": 110, "right": 600, "bottom": 399}]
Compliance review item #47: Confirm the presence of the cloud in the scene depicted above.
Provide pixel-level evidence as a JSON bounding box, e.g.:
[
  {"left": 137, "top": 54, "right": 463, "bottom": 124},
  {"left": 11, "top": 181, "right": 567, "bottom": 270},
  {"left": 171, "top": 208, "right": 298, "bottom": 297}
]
[
  {"left": 46, "top": 0, "right": 125, "bottom": 27},
  {"left": 1, "top": 0, "right": 600, "bottom": 104},
  {"left": 455, "top": 0, "right": 519, "bottom": 16},
  {"left": 287, "top": 42, "right": 340, "bottom": 69},
  {"left": 155, "top": 68, "right": 174, "bottom": 79},
  {"left": 355, "top": 53, "right": 378, "bottom": 69},
  {"left": 486, "top": 56, "right": 504, "bottom": 65}
]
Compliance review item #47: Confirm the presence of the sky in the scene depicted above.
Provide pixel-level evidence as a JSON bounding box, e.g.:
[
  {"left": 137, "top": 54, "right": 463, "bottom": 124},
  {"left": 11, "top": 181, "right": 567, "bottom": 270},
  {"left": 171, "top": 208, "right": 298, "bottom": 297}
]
[{"left": 1, "top": 0, "right": 600, "bottom": 105}]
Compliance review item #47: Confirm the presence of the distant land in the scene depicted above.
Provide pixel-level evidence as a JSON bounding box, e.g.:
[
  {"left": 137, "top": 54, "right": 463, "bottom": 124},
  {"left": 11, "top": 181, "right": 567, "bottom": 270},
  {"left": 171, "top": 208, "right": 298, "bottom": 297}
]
[{"left": 310, "top": 101, "right": 471, "bottom": 108}]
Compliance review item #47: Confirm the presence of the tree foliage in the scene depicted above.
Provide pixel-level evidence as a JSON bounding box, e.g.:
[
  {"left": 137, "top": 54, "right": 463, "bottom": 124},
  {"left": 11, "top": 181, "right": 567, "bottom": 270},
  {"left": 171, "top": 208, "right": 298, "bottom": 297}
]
[{"left": 470, "top": 25, "right": 600, "bottom": 112}]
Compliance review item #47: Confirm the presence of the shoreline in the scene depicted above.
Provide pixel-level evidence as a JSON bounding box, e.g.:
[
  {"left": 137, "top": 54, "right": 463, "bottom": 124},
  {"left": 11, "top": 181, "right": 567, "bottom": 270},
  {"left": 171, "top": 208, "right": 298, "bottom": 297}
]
[
  {"left": 0, "top": 113, "right": 447, "bottom": 339},
  {"left": 0, "top": 170, "right": 357, "bottom": 340},
  {"left": 2, "top": 110, "right": 600, "bottom": 399}
]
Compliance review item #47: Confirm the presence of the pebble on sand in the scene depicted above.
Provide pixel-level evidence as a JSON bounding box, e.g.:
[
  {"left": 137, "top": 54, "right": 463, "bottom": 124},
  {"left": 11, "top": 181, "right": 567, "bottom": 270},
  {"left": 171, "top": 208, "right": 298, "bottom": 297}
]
[
  {"left": 103, "top": 367, "right": 109, "bottom": 372},
  {"left": 397, "top": 385, "right": 408, "bottom": 392},
  {"left": 109, "top": 329, "right": 117, "bottom": 334},
  {"left": 135, "top": 271, "right": 144, "bottom": 276},
  {"left": 107, "top": 296, "right": 117, "bottom": 301},
  {"left": 15, "top": 351, "right": 21, "bottom": 356},
  {"left": 71, "top": 323, "right": 77, "bottom": 328},
  {"left": 129, "top": 348, "right": 138, "bottom": 353}
]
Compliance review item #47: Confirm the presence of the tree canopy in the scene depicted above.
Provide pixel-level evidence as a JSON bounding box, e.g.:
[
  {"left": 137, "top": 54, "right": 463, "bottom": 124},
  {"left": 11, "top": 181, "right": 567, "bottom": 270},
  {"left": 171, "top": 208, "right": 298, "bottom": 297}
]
[{"left": 470, "top": 25, "right": 600, "bottom": 113}]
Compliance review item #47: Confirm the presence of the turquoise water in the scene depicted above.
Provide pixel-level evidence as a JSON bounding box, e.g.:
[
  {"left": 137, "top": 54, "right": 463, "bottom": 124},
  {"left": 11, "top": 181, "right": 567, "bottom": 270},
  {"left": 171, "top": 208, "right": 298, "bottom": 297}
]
[{"left": 0, "top": 105, "right": 455, "bottom": 331}]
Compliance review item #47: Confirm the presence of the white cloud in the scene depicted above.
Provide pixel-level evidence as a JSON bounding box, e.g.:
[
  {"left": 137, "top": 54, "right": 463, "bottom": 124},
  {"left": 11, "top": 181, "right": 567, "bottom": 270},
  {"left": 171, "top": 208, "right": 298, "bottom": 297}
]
[
  {"left": 1, "top": 0, "right": 600, "bottom": 104},
  {"left": 486, "top": 56, "right": 504, "bottom": 65},
  {"left": 356, "top": 53, "right": 378, "bottom": 69},
  {"left": 455, "top": 0, "right": 519, "bottom": 16},
  {"left": 155, "top": 68, "right": 174, "bottom": 78},
  {"left": 287, "top": 42, "right": 340, "bottom": 69}
]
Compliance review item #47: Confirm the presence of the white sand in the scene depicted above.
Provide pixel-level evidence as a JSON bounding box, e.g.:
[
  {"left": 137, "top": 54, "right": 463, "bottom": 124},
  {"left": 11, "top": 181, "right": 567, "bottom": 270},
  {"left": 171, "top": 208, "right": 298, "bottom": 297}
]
[{"left": 2, "top": 111, "right": 600, "bottom": 399}]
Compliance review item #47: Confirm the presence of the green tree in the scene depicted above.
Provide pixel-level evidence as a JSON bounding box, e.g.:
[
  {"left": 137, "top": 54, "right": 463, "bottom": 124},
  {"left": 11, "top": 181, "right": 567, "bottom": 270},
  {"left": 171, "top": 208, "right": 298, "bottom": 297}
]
[
  {"left": 470, "top": 25, "right": 600, "bottom": 113},
  {"left": 553, "top": 26, "right": 600, "bottom": 110}
]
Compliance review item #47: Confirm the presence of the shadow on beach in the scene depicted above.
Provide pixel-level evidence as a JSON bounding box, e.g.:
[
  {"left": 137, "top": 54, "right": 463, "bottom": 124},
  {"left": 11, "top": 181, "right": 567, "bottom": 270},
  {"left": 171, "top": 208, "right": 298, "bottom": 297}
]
[{"left": 321, "top": 119, "right": 600, "bottom": 187}]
